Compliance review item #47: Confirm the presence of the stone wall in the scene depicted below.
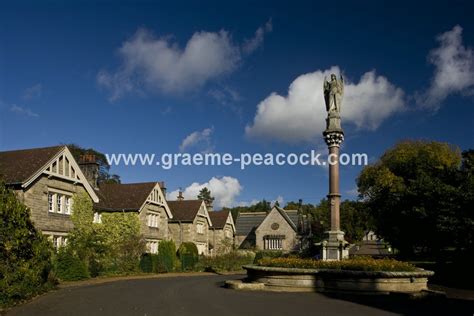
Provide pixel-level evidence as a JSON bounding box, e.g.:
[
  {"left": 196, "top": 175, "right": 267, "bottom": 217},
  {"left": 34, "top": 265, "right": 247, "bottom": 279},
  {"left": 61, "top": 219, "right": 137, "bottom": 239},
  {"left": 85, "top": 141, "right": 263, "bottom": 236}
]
[
  {"left": 139, "top": 203, "right": 169, "bottom": 241},
  {"left": 15, "top": 175, "right": 88, "bottom": 234},
  {"left": 210, "top": 223, "right": 234, "bottom": 255},
  {"left": 255, "top": 209, "right": 298, "bottom": 251}
]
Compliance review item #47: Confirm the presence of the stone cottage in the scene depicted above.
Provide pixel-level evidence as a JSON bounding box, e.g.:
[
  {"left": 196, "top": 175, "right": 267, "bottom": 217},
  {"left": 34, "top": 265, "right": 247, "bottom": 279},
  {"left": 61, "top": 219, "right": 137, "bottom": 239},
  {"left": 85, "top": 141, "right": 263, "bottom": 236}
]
[
  {"left": 93, "top": 181, "right": 172, "bottom": 254},
  {"left": 209, "top": 210, "right": 235, "bottom": 255},
  {"left": 0, "top": 145, "right": 100, "bottom": 248},
  {"left": 235, "top": 206, "right": 309, "bottom": 252},
  {"left": 167, "top": 199, "right": 212, "bottom": 255}
]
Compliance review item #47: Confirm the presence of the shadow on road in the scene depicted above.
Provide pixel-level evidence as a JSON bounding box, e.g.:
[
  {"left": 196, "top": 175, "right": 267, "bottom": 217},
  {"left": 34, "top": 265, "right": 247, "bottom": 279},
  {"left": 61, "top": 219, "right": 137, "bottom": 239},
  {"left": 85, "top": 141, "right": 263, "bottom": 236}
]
[{"left": 320, "top": 292, "right": 474, "bottom": 316}]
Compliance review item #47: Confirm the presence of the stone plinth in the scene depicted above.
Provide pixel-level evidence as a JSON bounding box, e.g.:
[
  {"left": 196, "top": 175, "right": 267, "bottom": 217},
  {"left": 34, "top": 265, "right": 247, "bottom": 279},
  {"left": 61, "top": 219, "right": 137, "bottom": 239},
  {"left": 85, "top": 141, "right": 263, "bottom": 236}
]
[{"left": 242, "top": 265, "right": 435, "bottom": 294}]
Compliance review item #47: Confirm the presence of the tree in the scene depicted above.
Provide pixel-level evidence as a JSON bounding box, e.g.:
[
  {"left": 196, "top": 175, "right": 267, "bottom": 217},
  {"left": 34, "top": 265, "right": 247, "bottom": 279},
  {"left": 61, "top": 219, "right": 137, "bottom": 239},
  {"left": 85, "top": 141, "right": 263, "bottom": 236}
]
[
  {"left": 67, "top": 192, "right": 144, "bottom": 276},
  {"left": 357, "top": 140, "right": 468, "bottom": 258},
  {"left": 0, "top": 182, "right": 55, "bottom": 306},
  {"left": 197, "top": 187, "right": 214, "bottom": 207},
  {"left": 67, "top": 144, "right": 121, "bottom": 184}
]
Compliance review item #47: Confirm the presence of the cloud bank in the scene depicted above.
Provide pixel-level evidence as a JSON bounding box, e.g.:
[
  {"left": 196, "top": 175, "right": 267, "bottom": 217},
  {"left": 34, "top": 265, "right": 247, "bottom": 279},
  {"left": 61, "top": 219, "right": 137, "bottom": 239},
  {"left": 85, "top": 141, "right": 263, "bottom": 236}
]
[
  {"left": 98, "top": 21, "right": 272, "bottom": 101},
  {"left": 417, "top": 25, "right": 474, "bottom": 109},
  {"left": 179, "top": 127, "right": 214, "bottom": 153},
  {"left": 245, "top": 66, "right": 405, "bottom": 143},
  {"left": 167, "top": 176, "right": 242, "bottom": 208}
]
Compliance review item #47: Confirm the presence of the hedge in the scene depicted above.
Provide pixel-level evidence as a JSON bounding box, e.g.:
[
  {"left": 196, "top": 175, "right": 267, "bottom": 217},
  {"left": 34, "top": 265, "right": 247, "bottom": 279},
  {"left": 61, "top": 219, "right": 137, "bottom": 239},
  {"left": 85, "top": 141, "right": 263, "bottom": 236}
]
[
  {"left": 256, "top": 257, "right": 417, "bottom": 272},
  {"left": 177, "top": 242, "right": 199, "bottom": 271}
]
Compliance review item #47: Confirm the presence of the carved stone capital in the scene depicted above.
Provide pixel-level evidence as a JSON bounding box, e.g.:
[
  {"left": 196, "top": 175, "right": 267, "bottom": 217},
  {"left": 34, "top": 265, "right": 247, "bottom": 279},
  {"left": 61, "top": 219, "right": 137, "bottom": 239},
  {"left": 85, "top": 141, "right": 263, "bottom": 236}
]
[{"left": 323, "top": 131, "right": 344, "bottom": 147}]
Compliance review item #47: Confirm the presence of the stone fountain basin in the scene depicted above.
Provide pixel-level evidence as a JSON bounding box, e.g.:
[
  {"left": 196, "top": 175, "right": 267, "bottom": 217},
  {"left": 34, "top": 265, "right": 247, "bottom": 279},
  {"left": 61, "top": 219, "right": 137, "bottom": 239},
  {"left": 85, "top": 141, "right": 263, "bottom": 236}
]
[{"left": 242, "top": 265, "right": 434, "bottom": 294}]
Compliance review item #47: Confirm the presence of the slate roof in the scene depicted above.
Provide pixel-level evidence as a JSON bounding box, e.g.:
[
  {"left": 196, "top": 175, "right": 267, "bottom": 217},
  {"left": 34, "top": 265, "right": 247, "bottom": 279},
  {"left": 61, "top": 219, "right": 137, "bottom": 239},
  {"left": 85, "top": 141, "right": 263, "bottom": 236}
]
[
  {"left": 167, "top": 200, "right": 203, "bottom": 222},
  {"left": 235, "top": 207, "right": 306, "bottom": 236},
  {"left": 0, "top": 145, "right": 64, "bottom": 184},
  {"left": 209, "top": 210, "right": 230, "bottom": 229},
  {"left": 235, "top": 212, "right": 267, "bottom": 236},
  {"left": 94, "top": 182, "right": 159, "bottom": 211}
]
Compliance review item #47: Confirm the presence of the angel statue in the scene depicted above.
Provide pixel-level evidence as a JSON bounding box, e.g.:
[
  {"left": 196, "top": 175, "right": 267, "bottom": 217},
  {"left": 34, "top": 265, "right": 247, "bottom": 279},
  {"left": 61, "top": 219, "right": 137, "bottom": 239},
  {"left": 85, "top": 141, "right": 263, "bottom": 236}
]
[{"left": 323, "top": 74, "right": 344, "bottom": 114}]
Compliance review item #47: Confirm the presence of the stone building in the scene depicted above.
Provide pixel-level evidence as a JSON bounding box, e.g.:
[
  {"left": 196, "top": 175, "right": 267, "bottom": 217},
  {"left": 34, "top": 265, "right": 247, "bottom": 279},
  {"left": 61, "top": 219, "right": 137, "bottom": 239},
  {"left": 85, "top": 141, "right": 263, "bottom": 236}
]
[
  {"left": 0, "top": 145, "right": 100, "bottom": 248},
  {"left": 167, "top": 200, "right": 212, "bottom": 255},
  {"left": 235, "top": 206, "right": 309, "bottom": 252},
  {"left": 93, "top": 182, "right": 172, "bottom": 254},
  {"left": 209, "top": 210, "right": 235, "bottom": 255}
]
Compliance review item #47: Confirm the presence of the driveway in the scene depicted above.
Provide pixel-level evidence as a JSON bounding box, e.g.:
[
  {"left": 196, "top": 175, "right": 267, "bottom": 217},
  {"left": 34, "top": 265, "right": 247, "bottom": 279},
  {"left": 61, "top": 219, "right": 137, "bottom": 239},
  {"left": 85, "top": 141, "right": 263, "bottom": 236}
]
[{"left": 7, "top": 275, "right": 473, "bottom": 316}]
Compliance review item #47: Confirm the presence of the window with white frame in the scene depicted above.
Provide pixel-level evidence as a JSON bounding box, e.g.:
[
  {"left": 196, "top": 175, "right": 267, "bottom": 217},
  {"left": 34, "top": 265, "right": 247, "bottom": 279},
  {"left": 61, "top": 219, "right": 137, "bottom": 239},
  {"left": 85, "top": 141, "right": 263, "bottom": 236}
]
[
  {"left": 93, "top": 212, "right": 102, "bottom": 224},
  {"left": 196, "top": 223, "right": 204, "bottom": 234},
  {"left": 65, "top": 196, "right": 72, "bottom": 214},
  {"left": 48, "top": 191, "right": 72, "bottom": 214},
  {"left": 264, "top": 236, "right": 284, "bottom": 250},
  {"left": 48, "top": 193, "right": 54, "bottom": 212},
  {"left": 225, "top": 230, "right": 232, "bottom": 238},
  {"left": 146, "top": 240, "right": 159, "bottom": 254},
  {"left": 49, "top": 235, "right": 68, "bottom": 250},
  {"left": 56, "top": 195, "right": 62, "bottom": 213},
  {"left": 147, "top": 213, "right": 159, "bottom": 228}
]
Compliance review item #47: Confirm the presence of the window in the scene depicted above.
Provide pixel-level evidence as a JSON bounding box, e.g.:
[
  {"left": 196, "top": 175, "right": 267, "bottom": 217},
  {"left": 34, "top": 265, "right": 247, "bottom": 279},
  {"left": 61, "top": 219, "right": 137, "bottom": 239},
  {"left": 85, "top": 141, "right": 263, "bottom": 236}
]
[
  {"left": 47, "top": 191, "right": 72, "bottom": 215},
  {"left": 225, "top": 230, "right": 232, "bottom": 238},
  {"left": 50, "top": 235, "right": 67, "bottom": 250},
  {"left": 48, "top": 193, "right": 54, "bottom": 212},
  {"left": 196, "top": 223, "right": 204, "bottom": 234},
  {"left": 93, "top": 212, "right": 102, "bottom": 224},
  {"left": 146, "top": 240, "right": 159, "bottom": 254},
  {"left": 264, "top": 236, "right": 283, "bottom": 250},
  {"left": 65, "top": 197, "right": 71, "bottom": 214},
  {"left": 147, "top": 213, "right": 159, "bottom": 228},
  {"left": 57, "top": 195, "right": 62, "bottom": 213}
]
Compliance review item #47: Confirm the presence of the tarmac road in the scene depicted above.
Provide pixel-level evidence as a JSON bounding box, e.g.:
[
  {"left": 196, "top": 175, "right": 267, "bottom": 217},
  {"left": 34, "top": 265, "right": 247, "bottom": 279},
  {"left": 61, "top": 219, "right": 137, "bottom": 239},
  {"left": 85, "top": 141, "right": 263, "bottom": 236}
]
[{"left": 6, "top": 274, "right": 473, "bottom": 316}]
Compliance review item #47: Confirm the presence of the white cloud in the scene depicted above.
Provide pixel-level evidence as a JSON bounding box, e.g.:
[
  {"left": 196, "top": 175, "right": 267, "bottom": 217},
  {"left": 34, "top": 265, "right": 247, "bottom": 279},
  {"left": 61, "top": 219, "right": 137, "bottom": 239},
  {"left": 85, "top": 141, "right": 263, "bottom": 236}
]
[
  {"left": 98, "top": 21, "right": 272, "bottom": 101},
  {"left": 417, "top": 25, "right": 474, "bottom": 109},
  {"left": 245, "top": 66, "right": 405, "bottom": 143},
  {"left": 22, "top": 84, "right": 42, "bottom": 100},
  {"left": 10, "top": 105, "right": 39, "bottom": 117},
  {"left": 167, "top": 176, "right": 242, "bottom": 208},
  {"left": 179, "top": 127, "right": 214, "bottom": 153},
  {"left": 242, "top": 19, "right": 273, "bottom": 54}
]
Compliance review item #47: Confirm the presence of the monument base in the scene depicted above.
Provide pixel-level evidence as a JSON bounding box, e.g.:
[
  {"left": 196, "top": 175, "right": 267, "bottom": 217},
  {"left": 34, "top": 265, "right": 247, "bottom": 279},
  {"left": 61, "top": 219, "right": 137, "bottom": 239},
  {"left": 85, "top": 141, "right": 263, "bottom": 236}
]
[{"left": 319, "top": 230, "right": 350, "bottom": 261}]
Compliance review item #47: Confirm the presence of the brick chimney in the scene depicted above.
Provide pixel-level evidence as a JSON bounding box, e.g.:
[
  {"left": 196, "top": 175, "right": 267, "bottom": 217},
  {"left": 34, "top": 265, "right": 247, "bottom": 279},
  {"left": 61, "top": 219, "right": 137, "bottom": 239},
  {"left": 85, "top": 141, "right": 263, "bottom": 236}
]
[
  {"left": 177, "top": 189, "right": 184, "bottom": 201},
  {"left": 78, "top": 154, "right": 99, "bottom": 190},
  {"left": 159, "top": 181, "right": 166, "bottom": 196}
]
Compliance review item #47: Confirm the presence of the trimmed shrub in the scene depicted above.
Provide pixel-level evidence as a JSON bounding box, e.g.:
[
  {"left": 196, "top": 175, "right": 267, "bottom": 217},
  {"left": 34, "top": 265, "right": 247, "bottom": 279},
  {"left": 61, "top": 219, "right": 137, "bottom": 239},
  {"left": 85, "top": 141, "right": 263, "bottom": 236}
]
[
  {"left": 139, "top": 254, "right": 160, "bottom": 273},
  {"left": 156, "top": 241, "right": 177, "bottom": 273},
  {"left": 256, "top": 257, "right": 417, "bottom": 272},
  {"left": 54, "top": 248, "right": 89, "bottom": 281},
  {"left": 197, "top": 251, "right": 255, "bottom": 272},
  {"left": 0, "top": 183, "right": 56, "bottom": 307},
  {"left": 253, "top": 250, "right": 284, "bottom": 263},
  {"left": 177, "top": 242, "right": 199, "bottom": 271}
]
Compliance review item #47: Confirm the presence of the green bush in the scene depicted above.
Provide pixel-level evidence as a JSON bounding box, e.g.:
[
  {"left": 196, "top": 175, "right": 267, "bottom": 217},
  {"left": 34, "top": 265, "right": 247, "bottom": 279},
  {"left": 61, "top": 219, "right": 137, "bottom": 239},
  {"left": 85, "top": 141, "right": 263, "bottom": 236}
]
[
  {"left": 256, "top": 257, "right": 417, "bottom": 272},
  {"left": 177, "top": 242, "right": 199, "bottom": 271},
  {"left": 54, "top": 248, "right": 89, "bottom": 281},
  {"left": 156, "top": 240, "right": 177, "bottom": 273},
  {"left": 0, "top": 183, "right": 56, "bottom": 307},
  {"left": 139, "top": 253, "right": 160, "bottom": 273},
  {"left": 253, "top": 250, "right": 284, "bottom": 263},
  {"left": 197, "top": 251, "right": 255, "bottom": 272}
]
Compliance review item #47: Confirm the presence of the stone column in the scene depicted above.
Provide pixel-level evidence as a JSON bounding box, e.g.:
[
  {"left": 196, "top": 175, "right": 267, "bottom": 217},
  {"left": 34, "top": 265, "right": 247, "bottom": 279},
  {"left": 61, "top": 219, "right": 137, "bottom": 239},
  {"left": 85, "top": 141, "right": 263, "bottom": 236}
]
[{"left": 321, "top": 112, "right": 349, "bottom": 260}]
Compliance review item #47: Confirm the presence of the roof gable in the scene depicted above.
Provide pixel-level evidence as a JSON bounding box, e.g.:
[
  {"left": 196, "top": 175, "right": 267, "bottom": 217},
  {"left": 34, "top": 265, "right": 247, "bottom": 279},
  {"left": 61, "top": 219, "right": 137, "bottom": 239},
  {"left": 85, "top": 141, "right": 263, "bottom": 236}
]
[
  {"left": 168, "top": 200, "right": 211, "bottom": 225},
  {"left": 95, "top": 182, "right": 171, "bottom": 217},
  {"left": 209, "top": 210, "right": 235, "bottom": 232},
  {"left": 0, "top": 145, "right": 99, "bottom": 202},
  {"left": 257, "top": 206, "right": 297, "bottom": 233}
]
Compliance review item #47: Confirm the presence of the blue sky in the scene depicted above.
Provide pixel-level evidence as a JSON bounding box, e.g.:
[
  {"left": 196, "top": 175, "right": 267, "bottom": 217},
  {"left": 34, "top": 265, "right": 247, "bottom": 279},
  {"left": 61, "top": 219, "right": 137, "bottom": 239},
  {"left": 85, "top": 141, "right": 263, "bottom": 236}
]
[{"left": 1, "top": 0, "right": 473, "bottom": 208}]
